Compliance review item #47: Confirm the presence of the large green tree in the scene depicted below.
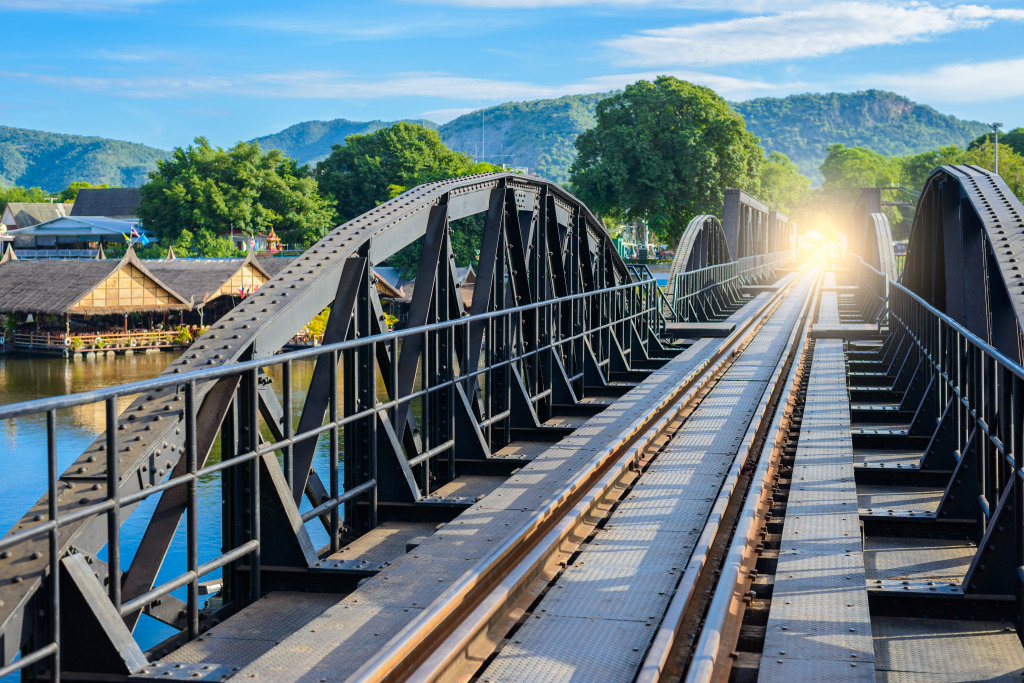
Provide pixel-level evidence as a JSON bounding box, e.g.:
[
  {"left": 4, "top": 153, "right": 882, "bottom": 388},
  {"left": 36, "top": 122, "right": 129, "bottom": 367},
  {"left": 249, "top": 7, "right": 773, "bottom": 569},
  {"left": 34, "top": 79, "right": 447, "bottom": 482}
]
[
  {"left": 317, "top": 122, "right": 497, "bottom": 276},
  {"left": 316, "top": 122, "right": 494, "bottom": 222},
  {"left": 569, "top": 76, "right": 763, "bottom": 243},
  {"left": 139, "top": 137, "right": 337, "bottom": 250},
  {"left": 759, "top": 152, "right": 812, "bottom": 216}
]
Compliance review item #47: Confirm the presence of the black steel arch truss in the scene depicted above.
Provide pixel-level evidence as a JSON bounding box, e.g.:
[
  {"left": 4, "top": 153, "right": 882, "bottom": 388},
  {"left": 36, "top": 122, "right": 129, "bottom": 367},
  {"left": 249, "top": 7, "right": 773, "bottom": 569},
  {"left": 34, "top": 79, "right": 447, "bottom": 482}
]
[
  {"left": 0, "top": 173, "right": 675, "bottom": 677},
  {"left": 666, "top": 214, "right": 741, "bottom": 321},
  {"left": 901, "top": 164, "right": 1024, "bottom": 361}
]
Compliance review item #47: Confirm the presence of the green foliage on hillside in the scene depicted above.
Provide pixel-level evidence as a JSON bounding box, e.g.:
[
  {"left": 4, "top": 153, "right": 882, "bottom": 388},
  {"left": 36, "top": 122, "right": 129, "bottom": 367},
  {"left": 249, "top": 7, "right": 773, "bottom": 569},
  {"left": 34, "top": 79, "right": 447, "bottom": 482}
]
[
  {"left": 139, "top": 137, "right": 337, "bottom": 249},
  {"left": 571, "top": 77, "right": 762, "bottom": 244},
  {"left": 734, "top": 91, "right": 988, "bottom": 185},
  {"left": 252, "top": 118, "right": 438, "bottom": 167},
  {"left": 0, "top": 126, "right": 165, "bottom": 192},
  {"left": 437, "top": 92, "right": 611, "bottom": 183}
]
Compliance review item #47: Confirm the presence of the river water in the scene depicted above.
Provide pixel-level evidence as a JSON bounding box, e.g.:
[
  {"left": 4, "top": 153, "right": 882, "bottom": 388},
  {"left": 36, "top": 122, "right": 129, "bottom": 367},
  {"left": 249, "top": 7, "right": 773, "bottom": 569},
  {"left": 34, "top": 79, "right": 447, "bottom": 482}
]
[{"left": 0, "top": 351, "right": 342, "bottom": 653}]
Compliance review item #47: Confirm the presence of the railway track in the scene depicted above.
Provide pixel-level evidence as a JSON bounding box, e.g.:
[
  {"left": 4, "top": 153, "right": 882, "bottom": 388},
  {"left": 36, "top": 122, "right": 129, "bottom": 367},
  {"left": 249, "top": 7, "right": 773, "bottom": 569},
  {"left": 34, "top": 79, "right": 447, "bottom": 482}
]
[{"left": 337, "top": 268, "right": 820, "bottom": 683}]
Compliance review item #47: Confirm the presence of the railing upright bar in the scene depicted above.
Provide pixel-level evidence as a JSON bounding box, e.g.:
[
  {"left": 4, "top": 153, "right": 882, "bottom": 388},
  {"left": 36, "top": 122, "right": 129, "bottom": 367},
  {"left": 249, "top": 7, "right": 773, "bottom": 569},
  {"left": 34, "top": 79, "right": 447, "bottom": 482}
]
[
  {"left": 184, "top": 381, "right": 199, "bottom": 640},
  {"left": 283, "top": 360, "right": 294, "bottom": 492},
  {"left": 104, "top": 396, "right": 120, "bottom": 612},
  {"left": 46, "top": 410, "right": 60, "bottom": 683},
  {"left": 247, "top": 367, "right": 261, "bottom": 601},
  {"left": 329, "top": 349, "right": 340, "bottom": 554}
]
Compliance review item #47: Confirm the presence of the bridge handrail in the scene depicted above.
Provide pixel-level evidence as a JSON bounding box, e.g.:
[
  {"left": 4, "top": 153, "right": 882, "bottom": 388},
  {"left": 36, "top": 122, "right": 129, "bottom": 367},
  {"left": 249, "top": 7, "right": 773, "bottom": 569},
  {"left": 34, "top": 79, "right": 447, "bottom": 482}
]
[
  {"left": 856, "top": 258, "right": 1024, "bottom": 381},
  {"left": 0, "top": 275, "right": 660, "bottom": 677},
  {"left": 0, "top": 277, "right": 656, "bottom": 421},
  {"left": 855, "top": 257, "right": 1024, "bottom": 601}
]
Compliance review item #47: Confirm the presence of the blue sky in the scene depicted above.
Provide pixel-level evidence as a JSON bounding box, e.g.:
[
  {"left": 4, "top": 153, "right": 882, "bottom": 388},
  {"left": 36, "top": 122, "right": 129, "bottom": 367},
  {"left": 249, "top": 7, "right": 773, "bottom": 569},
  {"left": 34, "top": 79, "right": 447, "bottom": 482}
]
[{"left": 2, "top": 0, "right": 1023, "bottom": 151}]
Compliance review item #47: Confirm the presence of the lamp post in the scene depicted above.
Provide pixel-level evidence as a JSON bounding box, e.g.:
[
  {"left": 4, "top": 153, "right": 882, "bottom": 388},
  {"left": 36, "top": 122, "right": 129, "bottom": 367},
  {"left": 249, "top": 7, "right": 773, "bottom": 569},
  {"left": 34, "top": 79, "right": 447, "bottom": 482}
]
[{"left": 992, "top": 122, "right": 1003, "bottom": 174}]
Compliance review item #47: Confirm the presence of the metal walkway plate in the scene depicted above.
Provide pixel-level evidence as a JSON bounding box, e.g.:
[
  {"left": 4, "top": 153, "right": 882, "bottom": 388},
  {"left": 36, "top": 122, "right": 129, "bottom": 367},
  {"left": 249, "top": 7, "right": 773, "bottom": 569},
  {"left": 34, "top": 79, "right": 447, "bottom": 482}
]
[
  {"left": 759, "top": 331, "right": 877, "bottom": 682},
  {"left": 873, "top": 617, "right": 1024, "bottom": 681}
]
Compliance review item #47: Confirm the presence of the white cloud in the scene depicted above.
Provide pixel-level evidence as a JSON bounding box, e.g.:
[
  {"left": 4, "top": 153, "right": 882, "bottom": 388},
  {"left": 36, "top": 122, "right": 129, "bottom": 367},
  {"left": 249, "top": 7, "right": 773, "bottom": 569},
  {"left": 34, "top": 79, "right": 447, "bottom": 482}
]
[
  {"left": 869, "top": 57, "right": 1024, "bottom": 102},
  {"left": 10, "top": 69, "right": 790, "bottom": 102},
  {"left": 608, "top": 2, "right": 1024, "bottom": 67}
]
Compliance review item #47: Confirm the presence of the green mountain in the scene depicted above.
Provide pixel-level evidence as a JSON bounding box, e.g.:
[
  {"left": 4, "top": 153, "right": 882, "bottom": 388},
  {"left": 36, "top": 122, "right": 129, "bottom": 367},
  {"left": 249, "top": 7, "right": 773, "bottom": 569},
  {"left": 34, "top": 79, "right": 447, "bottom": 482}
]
[
  {"left": 250, "top": 118, "right": 438, "bottom": 168},
  {"left": 0, "top": 89, "right": 992, "bottom": 192},
  {"left": 732, "top": 90, "right": 989, "bottom": 183},
  {"left": 437, "top": 93, "right": 611, "bottom": 183},
  {"left": 0, "top": 126, "right": 166, "bottom": 192}
]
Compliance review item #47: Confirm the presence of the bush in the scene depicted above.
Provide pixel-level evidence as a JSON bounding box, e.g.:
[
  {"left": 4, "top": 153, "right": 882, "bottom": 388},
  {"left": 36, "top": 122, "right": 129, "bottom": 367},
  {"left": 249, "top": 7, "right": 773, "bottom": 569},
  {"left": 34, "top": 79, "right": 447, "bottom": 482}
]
[{"left": 176, "top": 326, "right": 193, "bottom": 345}]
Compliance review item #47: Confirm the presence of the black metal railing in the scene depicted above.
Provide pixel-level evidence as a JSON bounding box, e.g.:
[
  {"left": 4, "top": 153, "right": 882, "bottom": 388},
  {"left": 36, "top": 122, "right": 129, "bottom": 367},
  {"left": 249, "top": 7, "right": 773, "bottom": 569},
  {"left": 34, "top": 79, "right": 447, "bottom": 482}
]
[
  {"left": 0, "top": 276, "right": 661, "bottom": 679},
  {"left": 671, "top": 252, "right": 789, "bottom": 322},
  {"left": 856, "top": 258, "right": 1024, "bottom": 597}
]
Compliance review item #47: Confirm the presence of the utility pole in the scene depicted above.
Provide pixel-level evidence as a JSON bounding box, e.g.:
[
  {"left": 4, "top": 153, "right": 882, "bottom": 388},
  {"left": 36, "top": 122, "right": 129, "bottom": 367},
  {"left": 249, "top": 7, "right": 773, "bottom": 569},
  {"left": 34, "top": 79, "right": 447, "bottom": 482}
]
[
  {"left": 481, "top": 111, "right": 486, "bottom": 164},
  {"left": 992, "top": 122, "right": 1003, "bottom": 174}
]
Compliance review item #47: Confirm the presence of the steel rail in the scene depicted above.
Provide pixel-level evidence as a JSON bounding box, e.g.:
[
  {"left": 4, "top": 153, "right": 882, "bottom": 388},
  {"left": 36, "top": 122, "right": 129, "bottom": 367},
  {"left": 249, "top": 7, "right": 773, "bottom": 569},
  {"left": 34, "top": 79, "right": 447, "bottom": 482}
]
[
  {"left": 665, "top": 268, "right": 820, "bottom": 683},
  {"left": 346, "top": 269, "right": 806, "bottom": 683}
]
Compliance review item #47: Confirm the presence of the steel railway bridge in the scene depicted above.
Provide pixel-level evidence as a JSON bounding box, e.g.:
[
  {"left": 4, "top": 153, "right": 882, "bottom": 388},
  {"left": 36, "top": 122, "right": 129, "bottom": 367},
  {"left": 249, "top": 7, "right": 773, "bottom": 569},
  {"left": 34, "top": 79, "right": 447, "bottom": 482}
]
[{"left": 2, "top": 166, "right": 1024, "bottom": 682}]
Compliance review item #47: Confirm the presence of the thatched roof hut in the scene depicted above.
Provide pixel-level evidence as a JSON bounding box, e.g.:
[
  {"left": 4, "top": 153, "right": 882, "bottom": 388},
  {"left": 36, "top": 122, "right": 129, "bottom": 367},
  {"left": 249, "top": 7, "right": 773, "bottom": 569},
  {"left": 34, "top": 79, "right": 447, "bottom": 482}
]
[
  {"left": 0, "top": 246, "right": 190, "bottom": 315},
  {"left": 144, "top": 250, "right": 278, "bottom": 307}
]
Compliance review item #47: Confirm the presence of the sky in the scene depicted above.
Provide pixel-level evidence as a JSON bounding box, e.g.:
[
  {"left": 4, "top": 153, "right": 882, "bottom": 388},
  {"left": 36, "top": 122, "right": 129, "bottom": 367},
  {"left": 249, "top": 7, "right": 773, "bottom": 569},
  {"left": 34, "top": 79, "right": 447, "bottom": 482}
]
[{"left": 1, "top": 0, "right": 1023, "bottom": 151}]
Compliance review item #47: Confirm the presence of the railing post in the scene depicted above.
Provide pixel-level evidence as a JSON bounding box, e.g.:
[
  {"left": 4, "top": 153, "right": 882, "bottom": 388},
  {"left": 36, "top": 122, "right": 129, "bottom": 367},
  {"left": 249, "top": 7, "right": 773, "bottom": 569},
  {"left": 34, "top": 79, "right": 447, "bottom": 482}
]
[
  {"left": 184, "top": 380, "right": 199, "bottom": 640},
  {"left": 104, "top": 397, "right": 120, "bottom": 612}
]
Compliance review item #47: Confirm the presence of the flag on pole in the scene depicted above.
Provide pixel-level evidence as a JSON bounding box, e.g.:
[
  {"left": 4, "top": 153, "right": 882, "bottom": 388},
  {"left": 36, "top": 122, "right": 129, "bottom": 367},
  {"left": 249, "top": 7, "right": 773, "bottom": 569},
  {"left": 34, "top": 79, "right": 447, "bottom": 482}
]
[
  {"left": 139, "top": 233, "right": 150, "bottom": 246},
  {"left": 130, "top": 225, "right": 140, "bottom": 238},
  {"left": 249, "top": 236, "right": 256, "bottom": 250},
  {"left": 122, "top": 233, "right": 130, "bottom": 243}
]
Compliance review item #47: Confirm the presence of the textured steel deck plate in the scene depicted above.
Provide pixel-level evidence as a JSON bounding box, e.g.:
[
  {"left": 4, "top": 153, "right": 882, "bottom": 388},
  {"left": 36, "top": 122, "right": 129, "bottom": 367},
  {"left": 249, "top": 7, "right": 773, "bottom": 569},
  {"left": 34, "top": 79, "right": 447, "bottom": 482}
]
[
  {"left": 858, "top": 485, "right": 943, "bottom": 514},
  {"left": 760, "top": 333, "right": 877, "bottom": 681},
  {"left": 324, "top": 521, "right": 439, "bottom": 570},
  {"left": 480, "top": 616, "right": 653, "bottom": 683},
  {"left": 161, "top": 592, "right": 339, "bottom": 669},
  {"left": 863, "top": 536, "right": 976, "bottom": 583},
  {"left": 873, "top": 617, "right": 1024, "bottom": 681}
]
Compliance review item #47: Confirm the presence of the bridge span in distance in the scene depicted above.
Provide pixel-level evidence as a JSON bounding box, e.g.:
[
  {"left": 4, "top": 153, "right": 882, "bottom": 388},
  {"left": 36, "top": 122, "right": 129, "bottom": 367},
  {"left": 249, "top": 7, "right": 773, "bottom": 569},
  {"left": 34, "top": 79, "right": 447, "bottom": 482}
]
[{"left": 1, "top": 167, "right": 1024, "bottom": 681}]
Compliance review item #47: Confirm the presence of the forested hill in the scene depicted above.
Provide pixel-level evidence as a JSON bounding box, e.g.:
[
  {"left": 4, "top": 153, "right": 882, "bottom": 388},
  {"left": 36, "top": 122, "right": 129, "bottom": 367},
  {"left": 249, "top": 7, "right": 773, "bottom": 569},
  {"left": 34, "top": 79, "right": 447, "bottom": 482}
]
[
  {"left": 250, "top": 118, "right": 438, "bottom": 167},
  {"left": 732, "top": 90, "right": 989, "bottom": 183},
  {"left": 0, "top": 126, "right": 166, "bottom": 192},
  {"left": 0, "top": 90, "right": 991, "bottom": 191},
  {"left": 437, "top": 92, "right": 611, "bottom": 183}
]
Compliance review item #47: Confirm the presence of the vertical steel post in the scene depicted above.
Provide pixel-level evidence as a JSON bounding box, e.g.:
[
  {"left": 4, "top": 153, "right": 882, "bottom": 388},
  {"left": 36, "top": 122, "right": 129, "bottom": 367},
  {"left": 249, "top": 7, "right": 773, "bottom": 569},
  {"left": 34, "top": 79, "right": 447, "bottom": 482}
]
[
  {"left": 283, "top": 360, "right": 293, "bottom": 493},
  {"left": 46, "top": 410, "right": 60, "bottom": 683},
  {"left": 185, "top": 381, "right": 199, "bottom": 640},
  {"left": 104, "top": 396, "right": 120, "bottom": 612},
  {"left": 247, "top": 368, "right": 261, "bottom": 601},
  {"left": 329, "top": 349, "right": 340, "bottom": 554}
]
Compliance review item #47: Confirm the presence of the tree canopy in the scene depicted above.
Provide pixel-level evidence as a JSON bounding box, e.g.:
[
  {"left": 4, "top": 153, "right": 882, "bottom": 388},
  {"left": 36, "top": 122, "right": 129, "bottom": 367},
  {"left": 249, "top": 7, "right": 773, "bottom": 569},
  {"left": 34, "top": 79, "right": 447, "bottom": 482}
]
[
  {"left": 317, "top": 122, "right": 498, "bottom": 277},
  {"left": 0, "top": 185, "right": 48, "bottom": 214},
  {"left": 758, "top": 152, "right": 812, "bottom": 216},
  {"left": 138, "top": 137, "right": 337, "bottom": 250},
  {"left": 569, "top": 76, "right": 763, "bottom": 243},
  {"left": 316, "top": 122, "right": 495, "bottom": 223}
]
